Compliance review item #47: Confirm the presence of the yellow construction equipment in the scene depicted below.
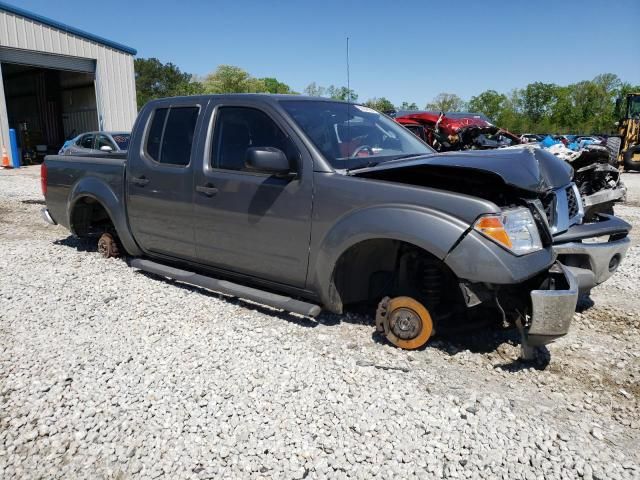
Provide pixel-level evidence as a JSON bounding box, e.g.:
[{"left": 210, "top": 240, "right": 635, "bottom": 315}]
[{"left": 608, "top": 93, "right": 640, "bottom": 171}]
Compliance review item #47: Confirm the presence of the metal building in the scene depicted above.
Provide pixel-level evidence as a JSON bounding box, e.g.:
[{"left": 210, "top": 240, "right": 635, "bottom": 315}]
[{"left": 0, "top": 1, "right": 137, "bottom": 165}]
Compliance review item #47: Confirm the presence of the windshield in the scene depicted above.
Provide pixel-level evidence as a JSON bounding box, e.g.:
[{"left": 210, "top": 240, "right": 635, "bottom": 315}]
[
  {"left": 112, "top": 133, "right": 131, "bottom": 150},
  {"left": 628, "top": 95, "right": 640, "bottom": 119},
  {"left": 280, "top": 100, "right": 434, "bottom": 170}
]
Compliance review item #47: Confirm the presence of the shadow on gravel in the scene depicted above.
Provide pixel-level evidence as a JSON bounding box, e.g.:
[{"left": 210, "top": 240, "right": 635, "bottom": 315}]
[
  {"left": 435, "top": 328, "right": 552, "bottom": 371},
  {"left": 136, "top": 270, "right": 319, "bottom": 329},
  {"left": 576, "top": 293, "right": 595, "bottom": 312},
  {"left": 54, "top": 235, "right": 98, "bottom": 253}
]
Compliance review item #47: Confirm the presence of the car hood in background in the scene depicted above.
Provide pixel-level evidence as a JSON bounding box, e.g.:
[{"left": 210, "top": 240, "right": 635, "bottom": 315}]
[{"left": 349, "top": 146, "right": 573, "bottom": 194}]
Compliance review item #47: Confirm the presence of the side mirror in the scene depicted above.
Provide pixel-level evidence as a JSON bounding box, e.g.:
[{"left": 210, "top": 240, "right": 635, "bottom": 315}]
[
  {"left": 100, "top": 145, "right": 113, "bottom": 152},
  {"left": 245, "top": 147, "right": 290, "bottom": 174}
]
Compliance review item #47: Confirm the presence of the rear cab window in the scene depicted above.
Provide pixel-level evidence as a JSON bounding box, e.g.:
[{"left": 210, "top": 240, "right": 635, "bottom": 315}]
[{"left": 145, "top": 106, "right": 199, "bottom": 166}]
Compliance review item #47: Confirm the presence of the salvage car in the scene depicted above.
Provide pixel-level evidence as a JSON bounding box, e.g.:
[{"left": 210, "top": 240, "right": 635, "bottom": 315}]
[
  {"left": 59, "top": 131, "right": 131, "bottom": 156},
  {"left": 394, "top": 111, "right": 521, "bottom": 151},
  {"left": 39, "top": 95, "right": 631, "bottom": 358}
]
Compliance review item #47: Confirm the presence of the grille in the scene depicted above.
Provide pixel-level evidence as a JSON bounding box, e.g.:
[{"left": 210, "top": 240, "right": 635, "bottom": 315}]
[
  {"left": 566, "top": 186, "right": 579, "bottom": 218},
  {"left": 541, "top": 194, "right": 555, "bottom": 225}
]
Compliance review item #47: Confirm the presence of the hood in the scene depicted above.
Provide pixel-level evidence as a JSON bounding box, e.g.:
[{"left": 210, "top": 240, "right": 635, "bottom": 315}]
[{"left": 349, "top": 146, "right": 573, "bottom": 194}]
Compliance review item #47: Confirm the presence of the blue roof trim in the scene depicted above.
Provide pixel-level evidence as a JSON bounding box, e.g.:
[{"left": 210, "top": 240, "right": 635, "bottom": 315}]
[{"left": 0, "top": 1, "right": 137, "bottom": 55}]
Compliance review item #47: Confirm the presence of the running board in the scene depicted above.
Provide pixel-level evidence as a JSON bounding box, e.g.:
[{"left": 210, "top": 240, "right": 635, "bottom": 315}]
[{"left": 129, "top": 258, "right": 322, "bottom": 317}]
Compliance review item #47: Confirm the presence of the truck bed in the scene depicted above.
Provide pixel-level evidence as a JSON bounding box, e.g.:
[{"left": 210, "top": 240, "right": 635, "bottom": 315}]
[{"left": 44, "top": 153, "right": 127, "bottom": 233}]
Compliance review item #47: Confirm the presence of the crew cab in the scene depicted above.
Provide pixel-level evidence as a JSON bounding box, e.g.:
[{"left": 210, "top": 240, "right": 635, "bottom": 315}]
[{"left": 41, "top": 95, "right": 614, "bottom": 357}]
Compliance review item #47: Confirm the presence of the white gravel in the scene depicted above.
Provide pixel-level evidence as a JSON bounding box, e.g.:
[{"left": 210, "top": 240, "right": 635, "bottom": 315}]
[{"left": 1, "top": 166, "right": 639, "bottom": 479}]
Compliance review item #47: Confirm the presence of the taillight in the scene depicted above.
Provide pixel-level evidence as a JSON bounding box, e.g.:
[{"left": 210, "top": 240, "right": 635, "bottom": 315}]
[{"left": 41, "top": 162, "right": 47, "bottom": 196}]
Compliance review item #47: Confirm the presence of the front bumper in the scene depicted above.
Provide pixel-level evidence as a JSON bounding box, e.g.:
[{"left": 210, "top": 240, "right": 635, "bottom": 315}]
[
  {"left": 526, "top": 262, "right": 578, "bottom": 346},
  {"left": 553, "top": 214, "right": 631, "bottom": 292},
  {"left": 41, "top": 207, "right": 57, "bottom": 225}
]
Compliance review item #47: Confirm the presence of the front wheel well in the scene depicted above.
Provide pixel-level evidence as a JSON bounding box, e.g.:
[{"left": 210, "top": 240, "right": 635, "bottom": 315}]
[
  {"left": 70, "top": 197, "right": 115, "bottom": 237},
  {"left": 331, "top": 239, "right": 466, "bottom": 325}
]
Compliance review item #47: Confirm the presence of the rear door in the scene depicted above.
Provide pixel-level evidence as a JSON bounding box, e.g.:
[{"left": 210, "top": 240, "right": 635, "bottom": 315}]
[
  {"left": 193, "top": 101, "right": 313, "bottom": 287},
  {"left": 126, "top": 100, "right": 205, "bottom": 260}
]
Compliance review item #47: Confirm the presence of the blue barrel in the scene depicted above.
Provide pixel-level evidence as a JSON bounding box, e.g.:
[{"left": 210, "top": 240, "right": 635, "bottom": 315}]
[{"left": 9, "top": 128, "right": 20, "bottom": 168}]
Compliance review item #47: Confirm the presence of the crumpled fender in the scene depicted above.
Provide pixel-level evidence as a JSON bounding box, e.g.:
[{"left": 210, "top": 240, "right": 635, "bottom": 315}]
[
  {"left": 309, "top": 204, "right": 470, "bottom": 312},
  {"left": 67, "top": 176, "right": 142, "bottom": 256}
]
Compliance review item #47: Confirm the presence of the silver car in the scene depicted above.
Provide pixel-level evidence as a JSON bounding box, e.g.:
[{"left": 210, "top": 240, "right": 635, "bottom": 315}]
[{"left": 59, "top": 131, "right": 130, "bottom": 155}]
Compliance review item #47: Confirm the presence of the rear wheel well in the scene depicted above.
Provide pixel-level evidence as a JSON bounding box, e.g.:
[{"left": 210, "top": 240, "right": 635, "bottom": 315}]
[
  {"left": 331, "top": 239, "right": 466, "bottom": 326},
  {"left": 70, "top": 197, "right": 115, "bottom": 237}
]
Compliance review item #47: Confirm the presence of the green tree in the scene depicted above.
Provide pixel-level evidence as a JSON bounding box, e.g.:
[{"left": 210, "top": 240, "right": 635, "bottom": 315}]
[
  {"left": 134, "top": 57, "right": 203, "bottom": 109},
  {"left": 399, "top": 101, "right": 418, "bottom": 111},
  {"left": 327, "top": 85, "right": 358, "bottom": 102},
  {"left": 425, "top": 93, "right": 465, "bottom": 112},
  {"left": 520, "top": 82, "right": 558, "bottom": 126},
  {"left": 259, "top": 77, "right": 294, "bottom": 94},
  {"left": 304, "top": 82, "right": 326, "bottom": 97},
  {"left": 203, "top": 65, "right": 253, "bottom": 93},
  {"left": 302, "top": 83, "right": 357, "bottom": 101},
  {"left": 363, "top": 97, "right": 395, "bottom": 113},
  {"left": 467, "top": 90, "right": 507, "bottom": 123}
]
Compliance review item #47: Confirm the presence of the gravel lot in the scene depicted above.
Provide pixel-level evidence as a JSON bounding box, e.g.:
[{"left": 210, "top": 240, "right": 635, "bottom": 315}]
[{"left": 1, "top": 166, "right": 639, "bottom": 479}]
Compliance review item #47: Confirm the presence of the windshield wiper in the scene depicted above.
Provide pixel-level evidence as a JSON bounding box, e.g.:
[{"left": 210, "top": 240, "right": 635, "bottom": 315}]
[
  {"left": 346, "top": 161, "right": 380, "bottom": 173},
  {"left": 389, "top": 153, "right": 427, "bottom": 161}
]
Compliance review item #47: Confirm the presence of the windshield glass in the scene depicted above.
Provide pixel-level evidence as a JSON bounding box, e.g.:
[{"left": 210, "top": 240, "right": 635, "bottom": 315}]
[
  {"left": 280, "top": 100, "right": 434, "bottom": 169},
  {"left": 628, "top": 96, "right": 640, "bottom": 119},
  {"left": 112, "top": 133, "right": 131, "bottom": 150}
]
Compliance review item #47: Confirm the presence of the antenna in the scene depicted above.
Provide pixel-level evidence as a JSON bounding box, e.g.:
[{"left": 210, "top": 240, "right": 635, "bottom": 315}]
[
  {"left": 346, "top": 36, "right": 352, "bottom": 161},
  {"left": 346, "top": 36, "right": 350, "bottom": 101}
]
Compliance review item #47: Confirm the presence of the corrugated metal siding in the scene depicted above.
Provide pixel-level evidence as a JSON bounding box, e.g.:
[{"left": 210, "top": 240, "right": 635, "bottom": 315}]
[
  {"left": 0, "top": 9, "right": 136, "bottom": 157},
  {"left": 62, "top": 110, "right": 98, "bottom": 139}
]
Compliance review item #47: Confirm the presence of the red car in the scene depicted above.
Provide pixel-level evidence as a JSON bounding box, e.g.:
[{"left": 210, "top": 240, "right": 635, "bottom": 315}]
[{"left": 395, "top": 111, "right": 521, "bottom": 152}]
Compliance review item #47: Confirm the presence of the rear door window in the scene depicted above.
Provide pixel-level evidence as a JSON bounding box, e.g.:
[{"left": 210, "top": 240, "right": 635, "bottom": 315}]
[{"left": 145, "top": 107, "right": 199, "bottom": 166}]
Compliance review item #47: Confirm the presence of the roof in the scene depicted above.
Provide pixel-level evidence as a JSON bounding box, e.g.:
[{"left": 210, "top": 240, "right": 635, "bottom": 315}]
[{"left": 0, "top": 1, "right": 137, "bottom": 55}]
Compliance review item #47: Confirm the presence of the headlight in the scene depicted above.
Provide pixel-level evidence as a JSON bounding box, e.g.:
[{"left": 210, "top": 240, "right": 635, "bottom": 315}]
[{"left": 474, "top": 207, "right": 543, "bottom": 255}]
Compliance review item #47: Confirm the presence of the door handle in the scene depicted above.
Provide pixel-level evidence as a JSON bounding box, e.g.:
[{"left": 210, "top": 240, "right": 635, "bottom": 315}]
[
  {"left": 196, "top": 184, "right": 218, "bottom": 196},
  {"left": 131, "top": 176, "right": 149, "bottom": 186}
]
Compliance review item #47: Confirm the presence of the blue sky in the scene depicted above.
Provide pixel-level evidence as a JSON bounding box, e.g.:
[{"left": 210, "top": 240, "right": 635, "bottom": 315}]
[{"left": 12, "top": 0, "right": 640, "bottom": 106}]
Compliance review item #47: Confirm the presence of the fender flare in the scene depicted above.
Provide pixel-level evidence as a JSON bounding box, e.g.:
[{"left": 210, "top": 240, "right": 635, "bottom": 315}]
[
  {"left": 309, "top": 204, "right": 470, "bottom": 312},
  {"left": 67, "top": 176, "right": 142, "bottom": 256}
]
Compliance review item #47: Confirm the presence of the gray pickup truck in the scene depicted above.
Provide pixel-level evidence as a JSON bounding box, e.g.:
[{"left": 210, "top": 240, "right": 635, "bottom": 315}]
[{"left": 41, "top": 95, "right": 631, "bottom": 357}]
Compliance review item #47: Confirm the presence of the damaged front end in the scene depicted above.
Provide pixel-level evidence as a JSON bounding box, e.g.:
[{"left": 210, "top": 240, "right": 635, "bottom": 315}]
[
  {"left": 395, "top": 112, "right": 627, "bottom": 218},
  {"left": 569, "top": 146, "right": 626, "bottom": 219},
  {"left": 460, "top": 262, "right": 578, "bottom": 358},
  {"left": 521, "top": 262, "right": 578, "bottom": 349}
]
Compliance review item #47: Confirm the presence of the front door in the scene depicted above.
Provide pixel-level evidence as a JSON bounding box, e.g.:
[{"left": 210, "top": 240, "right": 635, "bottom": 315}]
[
  {"left": 67, "top": 132, "right": 95, "bottom": 155},
  {"left": 126, "top": 102, "right": 204, "bottom": 260},
  {"left": 193, "top": 104, "right": 313, "bottom": 288}
]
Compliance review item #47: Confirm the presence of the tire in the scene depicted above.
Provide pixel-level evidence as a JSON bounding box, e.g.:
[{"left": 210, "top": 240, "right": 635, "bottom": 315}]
[
  {"left": 606, "top": 136, "right": 621, "bottom": 167},
  {"left": 623, "top": 145, "right": 640, "bottom": 172}
]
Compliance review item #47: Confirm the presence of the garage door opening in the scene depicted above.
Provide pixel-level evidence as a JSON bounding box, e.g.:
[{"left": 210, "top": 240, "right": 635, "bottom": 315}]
[{"left": 1, "top": 62, "right": 98, "bottom": 163}]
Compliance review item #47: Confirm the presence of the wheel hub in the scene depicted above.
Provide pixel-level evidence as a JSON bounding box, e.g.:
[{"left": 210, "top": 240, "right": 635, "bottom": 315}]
[
  {"left": 389, "top": 307, "right": 422, "bottom": 340},
  {"left": 97, "top": 233, "right": 120, "bottom": 258},
  {"left": 375, "top": 296, "right": 433, "bottom": 350}
]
